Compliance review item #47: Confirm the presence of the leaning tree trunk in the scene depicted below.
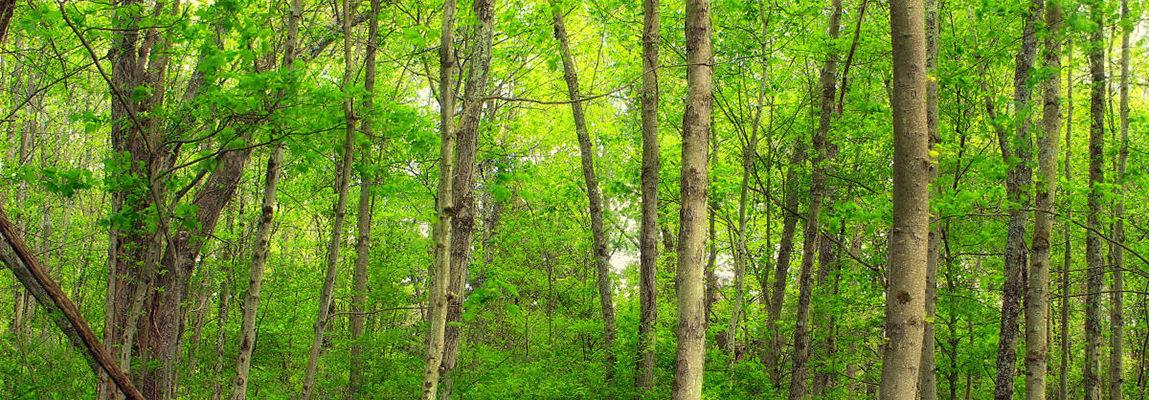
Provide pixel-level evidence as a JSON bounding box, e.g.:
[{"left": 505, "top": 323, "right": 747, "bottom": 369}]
[
  {"left": 788, "top": 2, "right": 840, "bottom": 398},
  {"left": 765, "top": 136, "right": 804, "bottom": 384},
  {"left": 0, "top": 207, "right": 145, "bottom": 400},
  {"left": 231, "top": 0, "right": 301, "bottom": 397},
  {"left": 635, "top": 0, "right": 660, "bottom": 390},
  {"left": 878, "top": 0, "right": 931, "bottom": 398},
  {"left": 347, "top": 0, "right": 380, "bottom": 397},
  {"left": 993, "top": 1, "right": 1042, "bottom": 399},
  {"left": 671, "top": 0, "right": 713, "bottom": 397},
  {"left": 421, "top": 0, "right": 458, "bottom": 397},
  {"left": 300, "top": 1, "right": 357, "bottom": 398},
  {"left": 1027, "top": 3, "right": 1061, "bottom": 400},
  {"left": 1109, "top": 2, "right": 1131, "bottom": 399},
  {"left": 439, "top": 1, "right": 495, "bottom": 397},
  {"left": 550, "top": 2, "right": 618, "bottom": 382},
  {"left": 1084, "top": 1, "right": 1106, "bottom": 398}
]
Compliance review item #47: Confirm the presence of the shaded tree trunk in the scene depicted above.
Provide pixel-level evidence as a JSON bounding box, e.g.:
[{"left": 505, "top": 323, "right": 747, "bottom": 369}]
[
  {"left": 993, "top": 1, "right": 1042, "bottom": 398},
  {"left": 1084, "top": 1, "right": 1106, "bottom": 398},
  {"left": 439, "top": 1, "right": 495, "bottom": 397},
  {"left": 231, "top": 0, "right": 301, "bottom": 397},
  {"left": 1059, "top": 36, "right": 1074, "bottom": 400},
  {"left": 347, "top": 0, "right": 380, "bottom": 397},
  {"left": 919, "top": 0, "right": 940, "bottom": 396},
  {"left": 788, "top": 2, "right": 841, "bottom": 398},
  {"left": 671, "top": 0, "right": 713, "bottom": 397},
  {"left": 878, "top": 0, "right": 931, "bottom": 398},
  {"left": 551, "top": 2, "right": 617, "bottom": 382},
  {"left": 635, "top": 0, "right": 660, "bottom": 390},
  {"left": 1109, "top": 2, "right": 1131, "bottom": 399},
  {"left": 300, "top": 1, "right": 357, "bottom": 397}
]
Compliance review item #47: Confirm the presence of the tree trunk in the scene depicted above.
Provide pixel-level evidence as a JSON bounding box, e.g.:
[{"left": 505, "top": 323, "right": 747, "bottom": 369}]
[
  {"left": 420, "top": 0, "right": 458, "bottom": 397},
  {"left": 765, "top": 137, "right": 805, "bottom": 385},
  {"left": 551, "top": 2, "right": 618, "bottom": 382},
  {"left": 1109, "top": 1, "right": 1131, "bottom": 398},
  {"left": 1027, "top": 3, "right": 1061, "bottom": 400},
  {"left": 919, "top": 0, "right": 940, "bottom": 396},
  {"left": 635, "top": 0, "right": 660, "bottom": 390},
  {"left": 878, "top": 0, "right": 931, "bottom": 398},
  {"left": 231, "top": 0, "right": 301, "bottom": 397},
  {"left": 788, "top": 2, "right": 840, "bottom": 398},
  {"left": 993, "top": 1, "right": 1042, "bottom": 398},
  {"left": 0, "top": 206, "right": 145, "bottom": 400},
  {"left": 727, "top": 118, "right": 757, "bottom": 365},
  {"left": 671, "top": 0, "right": 712, "bottom": 397},
  {"left": 347, "top": 0, "right": 380, "bottom": 397},
  {"left": 211, "top": 270, "right": 232, "bottom": 400},
  {"left": 440, "top": 1, "right": 495, "bottom": 397},
  {"left": 1058, "top": 37, "right": 1073, "bottom": 400},
  {"left": 1085, "top": 1, "right": 1106, "bottom": 398},
  {"left": 300, "top": 1, "right": 357, "bottom": 397}
]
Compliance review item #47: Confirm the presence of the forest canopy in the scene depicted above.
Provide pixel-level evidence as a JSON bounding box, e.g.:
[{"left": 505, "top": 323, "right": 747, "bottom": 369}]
[{"left": 0, "top": 0, "right": 1146, "bottom": 399}]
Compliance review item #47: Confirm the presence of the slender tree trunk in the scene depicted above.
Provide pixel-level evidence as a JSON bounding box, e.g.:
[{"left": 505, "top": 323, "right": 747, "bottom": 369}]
[
  {"left": 765, "top": 138, "right": 804, "bottom": 385},
  {"left": 727, "top": 123, "right": 757, "bottom": 364},
  {"left": 300, "top": 1, "right": 357, "bottom": 397},
  {"left": 1027, "top": 3, "right": 1061, "bottom": 400},
  {"left": 993, "top": 2, "right": 1042, "bottom": 399},
  {"left": 1084, "top": 1, "right": 1106, "bottom": 398},
  {"left": 439, "top": 2, "right": 494, "bottom": 398},
  {"left": 231, "top": 0, "right": 301, "bottom": 397},
  {"left": 211, "top": 271, "right": 232, "bottom": 400},
  {"left": 421, "top": 0, "right": 458, "bottom": 397},
  {"left": 671, "top": 0, "right": 712, "bottom": 397},
  {"left": 788, "top": 2, "right": 840, "bottom": 398},
  {"left": 878, "top": 0, "right": 931, "bottom": 398},
  {"left": 347, "top": 1, "right": 380, "bottom": 397},
  {"left": 1059, "top": 37, "right": 1073, "bottom": 400},
  {"left": 551, "top": 2, "right": 618, "bottom": 382},
  {"left": 919, "top": 0, "right": 940, "bottom": 396},
  {"left": 1108, "top": 1, "right": 1131, "bottom": 398},
  {"left": 635, "top": 0, "right": 660, "bottom": 390}
]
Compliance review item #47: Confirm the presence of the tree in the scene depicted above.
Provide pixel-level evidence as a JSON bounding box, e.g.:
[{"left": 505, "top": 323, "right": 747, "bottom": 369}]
[
  {"left": 1026, "top": 2, "right": 1061, "bottom": 399},
  {"left": 635, "top": 0, "right": 660, "bottom": 390},
  {"left": 1085, "top": 0, "right": 1106, "bottom": 398},
  {"left": 672, "top": 0, "right": 713, "bottom": 397},
  {"left": 788, "top": 1, "right": 842, "bottom": 398},
  {"left": 300, "top": 0, "right": 358, "bottom": 397},
  {"left": 878, "top": 0, "right": 931, "bottom": 399},
  {"left": 551, "top": 1, "right": 617, "bottom": 381}
]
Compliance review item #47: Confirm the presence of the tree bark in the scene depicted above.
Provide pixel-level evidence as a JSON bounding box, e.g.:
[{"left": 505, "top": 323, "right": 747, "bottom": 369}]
[
  {"left": 993, "top": 2, "right": 1042, "bottom": 398},
  {"left": 1109, "top": 1, "right": 1131, "bottom": 398},
  {"left": 919, "top": 0, "right": 940, "bottom": 397},
  {"left": 300, "top": 1, "right": 357, "bottom": 397},
  {"left": 635, "top": 0, "right": 660, "bottom": 391},
  {"left": 347, "top": 0, "right": 380, "bottom": 397},
  {"left": 878, "top": 0, "right": 931, "bottom": 398},
  {"left": 439, "top": 1, "right": 495, "bottom": 397},
  {"left": 765, "top": 137, "right": 804, "bottom": 385},
  {"left": 231, "top": 0, "right": 301, "bottom": 397},
  {"left": 671, "top": 0, "right": 712, "bottom": 397},
  {"left": 551, "top": 2, "right": 618, "bottom": 382},
  {"left": 1085, "top": 1, "right": 1106, "bottom": 398},
  {"left": 1058, "top": 36, "right": 1073, "bottom": 400},
  {"left": 788, "top": 2, "right": 840, "bottom": 398},
  {"left": 0, "top": 205, "right": 146, "bottom": 400},
  {"left": 1027, "top": 3, "right": 1061, "bottom": 400},
  {"left": 421, "top": 0, "right": 457, "bottom": 397}
]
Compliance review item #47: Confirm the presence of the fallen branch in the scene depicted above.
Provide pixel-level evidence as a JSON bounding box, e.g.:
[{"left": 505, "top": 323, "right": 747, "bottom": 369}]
[{"left": 0, "top": 204, "right": 144, "bottom": 400}]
